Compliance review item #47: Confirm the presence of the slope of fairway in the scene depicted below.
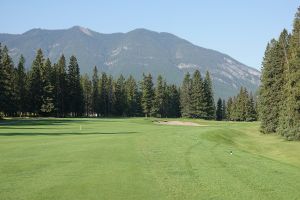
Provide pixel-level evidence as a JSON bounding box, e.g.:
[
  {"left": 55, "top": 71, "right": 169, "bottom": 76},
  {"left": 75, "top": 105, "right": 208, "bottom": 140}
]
[{"left": 0, "top": 118, "right": 299, "bottom": 200}]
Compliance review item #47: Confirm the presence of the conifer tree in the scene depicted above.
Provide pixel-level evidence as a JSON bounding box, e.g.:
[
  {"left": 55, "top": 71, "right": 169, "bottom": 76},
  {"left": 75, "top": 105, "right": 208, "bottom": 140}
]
[
  {"left": 0, "top": 44, "right": 4, "bottom": 118},
  {"left": 15, "top": 55, "right": 27, "bottom": 116},
  {"left": 230, "top": 96, "right": 238, "bottom": 121},
  {"left": 151, "top": 75, "right": 165, "bottom": 117},
  {"left": 278, "top": 9, "right": 300, "bottom": 139},
  {"left": 141, "top": 73, "right": 154, "bottom": 117},
  {"left": 226, "top": 97, "right": 233, "bottom": 120},
  {"left": 100, "top": 72, "right": 108, "bottom": 116},
  {"left": 166, "top": 85, "right": 181, "bottom": 117},
  {"left": 222, "top": 99, "right": 226, "bottom": 120},
  {"left": 0, "top": 46, "right": 17, "bottom": 116},
  {"left": 180, "top": 73, "right": 192, "bottom": 117},
  {"left": 28, "top": 49, "right": 44, "bottom": 115},
  {"left": 191, "top": 70, "right": 206, "bottom": 118},
  {"left": 107, "top": 75, "right": 115, "bottom": 116},
  {"left": 54, "top": 55, "right": 67, "bottom": 117},
  {"left": 216, "top": 98, "right": 223, "bottom": 121},
  {"left": 91, "top": 66, "right": 100, "bottom": 116},
  {"left": 40, "top": 58, "right": 55, "bottom": 115},
  {"left": 245, "top": 92, "right": 257, "bottom": 121},
  {"left": 259, "top": 36, "right": 285, "bottom": 132},
  {"left": 81, "top": 74, "right": 92, "bottom": 116},
  {"left": 203, "top": 71, "right": 215, "bottom": 119},
  {"left": 125, "top": 75, "right": 140, "bottom": 116},
  {"left": 226, "top": 87, "right": 257, "bottom": 121},
  {"left": 114, "top": 75, "right": 126, "bottom": 116},
  {"left": 67, "top": 55, "right": 84, "bottom": 116},
  {"left": 235, "top": 87, "right": 246, "bottom": 121}
]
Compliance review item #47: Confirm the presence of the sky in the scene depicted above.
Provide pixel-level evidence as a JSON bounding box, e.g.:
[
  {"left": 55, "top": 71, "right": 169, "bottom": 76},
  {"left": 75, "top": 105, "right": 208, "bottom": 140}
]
[{"left": 0, "top": 0, "right": 299, "bottom": 70}]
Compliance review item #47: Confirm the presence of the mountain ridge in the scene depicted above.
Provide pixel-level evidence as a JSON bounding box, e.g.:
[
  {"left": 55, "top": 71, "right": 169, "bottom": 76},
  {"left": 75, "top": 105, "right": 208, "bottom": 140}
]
[{"left": 0, "top": 26, "right": 260, "bottom": 99}]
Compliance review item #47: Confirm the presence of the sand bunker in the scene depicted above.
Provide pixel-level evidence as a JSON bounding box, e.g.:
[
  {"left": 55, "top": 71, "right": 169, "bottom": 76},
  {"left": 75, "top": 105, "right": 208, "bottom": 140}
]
[{"left": 156, "top": 120, "right": 206, "bottom": 127}]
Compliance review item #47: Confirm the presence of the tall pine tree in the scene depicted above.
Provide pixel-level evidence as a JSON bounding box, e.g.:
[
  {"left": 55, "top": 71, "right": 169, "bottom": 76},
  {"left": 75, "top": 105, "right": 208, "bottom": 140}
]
[
  {"left": 278, "top": 9, "right": 300, "bottom": 139},
  {"left": 216, "top": 98, "right": 223, "bottom": 121},
  {"left": 91, "top": 66, "right": 100, "bottom": 116},
  {"left": 54, "top": 55, "right": 68, "bottom": 117},
  {"left": 15, "top": 55, "right": 27, "bottom": 116},
  {"left": 99, "top": 73, "right": 108, "bottom": 116},
  {"left": 180, "top": 73, "right": 192, "bottom": 117},
  {"left": 0, "top": 46, "right": 17, "bottom": 116},
  {"left": 151, "top": 75, "right": 165, "bottom": 117},
  {"left": 203, "top": 71, "right": 215, "bottom": 119},
  {"left": 28, "top": 49, "right": 44, "bottom": 115},
  {"left": 166, "top": 85, "right": 181, "bottom": 118},
  {"left": 259, "top": 36, "right": 286, "bottom": 133},
  {"left": 81, "top": 74, "right": 92, "bottom": 116},
  {"left": 67, "top": 55, "right": 84, "bottom": 116},
  {"left": 191, "top": 70, "right": 206, "bottom": 118},
  {"left": 222, "top": 99, "right": 226, "bottom": 120},
  {"left": 114, "top": 75, "right": 126, "bottom": 116},
  {"left": 125, "top": 75, "right": 140, "bottom": 116},
  {"left": 40, "top": 58, "right": 55, "bottom": 116},
  {"left": 141, "top": 73, "right": 154, "bottom": 117}
]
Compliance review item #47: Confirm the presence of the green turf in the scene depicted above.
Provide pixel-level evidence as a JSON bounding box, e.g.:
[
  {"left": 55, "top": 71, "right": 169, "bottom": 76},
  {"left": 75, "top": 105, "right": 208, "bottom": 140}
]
[{"left": 0, "top": 118, "right": 300, "bottom": 200}]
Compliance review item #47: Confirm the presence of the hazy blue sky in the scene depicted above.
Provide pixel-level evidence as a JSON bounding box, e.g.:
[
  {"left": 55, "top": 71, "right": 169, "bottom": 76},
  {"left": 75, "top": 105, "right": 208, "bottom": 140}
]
[{"left": 1, "top": 0, "right": 299, "bottom": 69}]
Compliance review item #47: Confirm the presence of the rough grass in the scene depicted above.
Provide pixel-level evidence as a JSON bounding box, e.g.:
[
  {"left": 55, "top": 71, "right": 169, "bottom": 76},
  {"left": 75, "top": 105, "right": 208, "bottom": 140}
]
[{"left": 0, "top": 118, "right": 299, "bottom": 200}]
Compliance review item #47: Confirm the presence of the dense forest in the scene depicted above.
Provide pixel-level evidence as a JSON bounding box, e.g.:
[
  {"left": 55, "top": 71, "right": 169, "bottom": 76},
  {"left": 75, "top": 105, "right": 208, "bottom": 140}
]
[
  {"left": 259, "top": 8, "right": 300, "bottom": 140},
  {"left": 0, "top": 44, "right": 257, "bottom": 121}
]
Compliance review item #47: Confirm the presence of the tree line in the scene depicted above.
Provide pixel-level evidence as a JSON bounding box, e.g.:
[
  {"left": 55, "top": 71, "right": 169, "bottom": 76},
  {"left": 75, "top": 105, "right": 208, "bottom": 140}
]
[
  {"left": 259, "top": 7, "right": 300, "bottom": 140},
  {"left": 215, "top": 87, "right": 257, "bottom": 121},
  {"left": 0, "top": 46, "right": 181, "bottom": 118},
  {"left": 0, "top": 44, "right": 257, "bottom": 120}
]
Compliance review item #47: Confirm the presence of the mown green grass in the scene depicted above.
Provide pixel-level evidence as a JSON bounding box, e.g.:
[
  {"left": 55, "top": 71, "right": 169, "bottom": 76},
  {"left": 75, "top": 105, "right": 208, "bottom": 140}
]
[{"left": 0, "top": 118, "right": 299, "bottom": 200}]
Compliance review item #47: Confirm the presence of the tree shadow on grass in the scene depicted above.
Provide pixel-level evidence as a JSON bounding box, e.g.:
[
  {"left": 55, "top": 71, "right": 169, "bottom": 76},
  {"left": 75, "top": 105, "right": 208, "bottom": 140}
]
[
  {"left": 0, "top": 119, "right": 84, "bottom": 126},
  {"left": 0, "top": 118, "right": 125, "bottom": 127},
  {"left": 0, "top": 131, "right": 137, "bottom": 136},
  {"left": 0, "top": 127, "right": 64, "bottom": 130}
]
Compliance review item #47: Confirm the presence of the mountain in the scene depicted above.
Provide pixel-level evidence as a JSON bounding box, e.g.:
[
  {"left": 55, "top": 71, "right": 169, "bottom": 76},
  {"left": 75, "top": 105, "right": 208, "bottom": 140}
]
[{"left": 0, "top": 26, "right": 260, "bottom": 99}]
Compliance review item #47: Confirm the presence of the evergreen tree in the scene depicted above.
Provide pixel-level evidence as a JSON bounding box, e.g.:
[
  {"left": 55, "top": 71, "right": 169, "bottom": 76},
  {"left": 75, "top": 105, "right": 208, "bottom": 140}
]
[
  {"left": 100, "top": 73, "right": 108, "bottom": 116},
  {"left": 226, "top": 97, "right": 233, "bottom": 120},
  {"left": 230, "top": 96, "right": 238, "bottom": 121},
  {"left": 151, "top": 75, "right": 165, "bottom": 117},
  {"left": 216, "top": 98, "right": 223, "bottom": 121},
  {"left": 15, "top": 55, "right": 27, "bottom": 116},
  {"left": 0, "top": 46, "right": 17, "bottom": 116},
  {"left": 81, "top": 74, "right": 92, "bottom": 116},
  {"left": 114, "top": 75, "right": 126, "bottom": 116},
  {"left": 125, "top": 75, "right": 140, "bottom": 116},
  {"left": 278, "top": 9, "right": 300, "bottom": 140},
  {"left": 191, "top": 70, "right": 206, "bottom": 118},
  {"left": 222, "top": 99, "right": 226, "bottom": 120},
  {"left": 203, "top": 71, "right": 215, "bottom": 119},
  {"left": 259, "top": 36, "right": 286, "bottom": 133},
  {"left": 107, "top": 75, "right": 115, "bottom": 116},
  {"left": 67, "top": 55, "right": 84, "bottom": 116},
  {"left": 245, "top": 92, "right": 257, "bottom": 121},
  {"left": 54, "top": 55, "right": 68, "bottom": 117},
  {"left": 167, "top": 84, "right": 181, "bottom": 117},
  {"left": 141, "top": 73, "right": 154, "bottom": 117},
  {"left": 28, "top": 49, "right": 44, "bottom": 115},
  {"left": 235, "top": 87, "right": 246, "bottom": 121},
  {"left": 226, "top": 87, "right": 257, "bottom": 121},
  {"left": 180, "top": 73, "right": 192, "bottom": 117},
  {"left": 0, "top": 44, "right": 3, "bottom": 118},
  {"left": 91, "top": 66, "right": 100, "bottom": 116},
  {"left": 40, "top": 58, "right": 55, "bottom": 116}
]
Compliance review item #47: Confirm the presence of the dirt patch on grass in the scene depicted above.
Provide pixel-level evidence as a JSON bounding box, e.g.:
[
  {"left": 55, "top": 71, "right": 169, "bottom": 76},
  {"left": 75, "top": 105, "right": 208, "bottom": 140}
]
[{"left": 156, "top": 120, "right": 206, "bottom": 127}]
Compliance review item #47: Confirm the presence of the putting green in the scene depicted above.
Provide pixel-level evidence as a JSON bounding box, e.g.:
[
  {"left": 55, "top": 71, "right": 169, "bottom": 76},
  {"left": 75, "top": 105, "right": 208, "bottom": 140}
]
[{"left": 0, "top": 118, "right": 299, "bottom": 200}]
